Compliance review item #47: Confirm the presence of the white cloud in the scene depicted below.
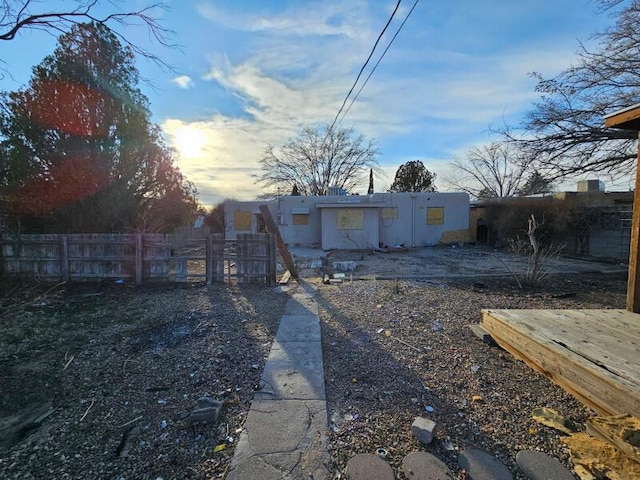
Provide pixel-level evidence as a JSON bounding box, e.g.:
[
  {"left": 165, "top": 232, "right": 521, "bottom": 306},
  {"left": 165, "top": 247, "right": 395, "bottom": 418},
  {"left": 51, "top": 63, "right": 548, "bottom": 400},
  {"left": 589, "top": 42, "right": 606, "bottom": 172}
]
[
  {"left": 163, "top": 2, "right": 606, "bottom": 207},
  {"left": 171, "top": 75, "right": 194, "bottom": 89},
  {"left": 196, "top": 0, "right": 369, "bottom": 39}
]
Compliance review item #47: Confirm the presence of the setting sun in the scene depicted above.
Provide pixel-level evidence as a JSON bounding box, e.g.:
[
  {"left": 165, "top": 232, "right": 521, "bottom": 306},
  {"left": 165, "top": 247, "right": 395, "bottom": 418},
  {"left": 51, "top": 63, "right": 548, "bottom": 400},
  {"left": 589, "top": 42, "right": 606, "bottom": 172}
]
[{"left": 171, "top": 124, "right": 207, "bottom": 159}]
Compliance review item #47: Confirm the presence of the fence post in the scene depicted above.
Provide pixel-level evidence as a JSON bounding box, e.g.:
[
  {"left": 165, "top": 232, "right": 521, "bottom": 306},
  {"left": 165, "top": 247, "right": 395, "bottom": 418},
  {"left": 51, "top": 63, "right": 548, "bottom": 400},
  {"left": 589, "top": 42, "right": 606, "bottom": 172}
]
[
  {"left": 212, "top": 234, "right": 225, "bottom": 282},
  {"left": 206, "top": 234, "right": 213, "bottom": 285},
  {"left": 175, "top": 258, "right": 187, "bottom": 282},
  {"left": 135, "top": 234, "right": 143, "bottom": 285},
  {"left": 60, "top": 235, "right": 70, "bottom": 282},
  {"left": 237, "top": 234, "right": 246, "bottom": 284}
]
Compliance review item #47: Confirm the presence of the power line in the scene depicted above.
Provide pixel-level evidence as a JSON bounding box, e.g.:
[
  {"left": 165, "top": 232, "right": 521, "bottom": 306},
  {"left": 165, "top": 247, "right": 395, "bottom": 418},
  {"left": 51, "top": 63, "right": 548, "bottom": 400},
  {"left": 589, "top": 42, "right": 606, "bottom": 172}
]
[
  {"left": 326, "top": 0, "right": 402, "bottom": 136},
  {"left": 338, "top": 0, "right": 420, "bottom": 126}
]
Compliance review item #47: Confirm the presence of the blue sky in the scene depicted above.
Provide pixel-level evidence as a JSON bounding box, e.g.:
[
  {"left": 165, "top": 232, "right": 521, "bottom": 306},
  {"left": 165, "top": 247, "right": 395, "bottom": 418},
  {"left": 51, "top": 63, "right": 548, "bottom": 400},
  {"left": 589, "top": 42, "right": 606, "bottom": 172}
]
[{"left": 0, "top": 0, "right": 623, "bottom": 207}]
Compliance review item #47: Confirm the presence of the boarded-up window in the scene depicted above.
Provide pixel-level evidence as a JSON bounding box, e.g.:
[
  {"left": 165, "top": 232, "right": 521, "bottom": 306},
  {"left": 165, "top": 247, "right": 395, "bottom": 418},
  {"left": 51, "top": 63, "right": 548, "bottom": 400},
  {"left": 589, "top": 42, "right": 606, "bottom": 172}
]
[
  {"left": 337, "top": 209, "right": 364, "bottom": 230},
  {"left": 234, "top": 210, "right": 252, "bottom": 230},
  {"left": 427, "top": 207, "right": 444, "bottom": 225},
  {"left": 382, "top": 207, "right": 398, "bottom": 220},
  {"left": 292, "top": 214, "right": 309, "bottom": 225}
]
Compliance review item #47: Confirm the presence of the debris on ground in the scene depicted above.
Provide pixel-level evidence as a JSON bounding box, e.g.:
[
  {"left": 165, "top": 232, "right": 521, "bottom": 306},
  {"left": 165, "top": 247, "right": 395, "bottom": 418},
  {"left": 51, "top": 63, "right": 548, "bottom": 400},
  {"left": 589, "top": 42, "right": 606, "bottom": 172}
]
[
  {"left": 318, "top": 273, "right": 627, "bottom": 478},
  {"left": 0, "top": 281, "right": 288, "bottom": 479}
]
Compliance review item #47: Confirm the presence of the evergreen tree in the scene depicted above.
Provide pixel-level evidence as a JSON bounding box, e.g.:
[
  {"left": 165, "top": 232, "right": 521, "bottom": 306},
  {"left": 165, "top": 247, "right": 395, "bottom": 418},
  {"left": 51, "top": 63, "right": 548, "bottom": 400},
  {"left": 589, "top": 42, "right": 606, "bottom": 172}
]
[
  {"left": 0, "top": 22, "right": 197, "bottom": 233},
  {"left": 389, "top": 160, "right": 436, "bottom": 193}
]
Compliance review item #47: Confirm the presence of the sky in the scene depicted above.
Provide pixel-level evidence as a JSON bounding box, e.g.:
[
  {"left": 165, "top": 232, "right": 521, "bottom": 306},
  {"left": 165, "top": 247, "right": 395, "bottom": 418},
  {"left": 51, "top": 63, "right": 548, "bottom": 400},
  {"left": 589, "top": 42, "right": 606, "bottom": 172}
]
[{"left": 0, "top": 0, "right": 629, "bottom": 208}]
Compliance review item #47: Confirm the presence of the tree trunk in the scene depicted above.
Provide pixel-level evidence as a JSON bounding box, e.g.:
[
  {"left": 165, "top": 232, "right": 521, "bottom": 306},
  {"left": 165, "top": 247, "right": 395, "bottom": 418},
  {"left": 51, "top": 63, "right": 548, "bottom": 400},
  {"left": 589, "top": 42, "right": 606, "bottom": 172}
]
[{"left": 527, "top": 214, "right": 541, "bottom": 283}]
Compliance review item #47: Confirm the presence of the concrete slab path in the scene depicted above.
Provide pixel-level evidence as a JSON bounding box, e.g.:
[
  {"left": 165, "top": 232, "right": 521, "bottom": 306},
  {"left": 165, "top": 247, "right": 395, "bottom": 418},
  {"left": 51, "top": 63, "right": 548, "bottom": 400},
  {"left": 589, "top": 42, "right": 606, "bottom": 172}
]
[{"left": 227, "top": 281, "right": 332, "bottom": 480}]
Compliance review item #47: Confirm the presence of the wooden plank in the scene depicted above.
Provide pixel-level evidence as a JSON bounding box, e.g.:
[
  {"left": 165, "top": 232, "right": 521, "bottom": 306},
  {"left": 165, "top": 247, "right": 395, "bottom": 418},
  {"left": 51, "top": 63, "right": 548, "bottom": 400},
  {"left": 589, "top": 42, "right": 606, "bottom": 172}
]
[
  {"left": 481, "top": 309, "right": 640, "bottom": 417},
  {"left": 279, "top": 270, "right": 292, "bottom": 285},
  {"left": 490, "top": 310, "right": 640, "bottom": 387},
  {"left": 486, "top": 309, "right": 640, "bottom": 384},
  {"left": 585, "top": 415, "right": 640, "bottom": 463},
  {"left": 604, "top": 104, "right": 640, "bottom": 130},
  {"left": 135, "top": 234, "right": 143, "bottom": 285},
  {"left": 206, "top": 234, "right": 213, "bottom": 285},
  {"left": 60, "top": 236, "right": 69, "bottom": 282},
  {"left": 258, "top": 205, "right": 298, "bottom": 279},
  {"left": 467, "top": 323, "right": 495, "bottom": 345},
  {"left": 628, "top": 132, "right": 640, "bottom": 312},
  {"left": 481, "top": 310, "right": 640, "bottom": 388},
  {"left": 212, "top": 234, "right": 225, "bottom": 283},
  {"left": 268, "top": 233, "right": 277, "bottom": 285}
]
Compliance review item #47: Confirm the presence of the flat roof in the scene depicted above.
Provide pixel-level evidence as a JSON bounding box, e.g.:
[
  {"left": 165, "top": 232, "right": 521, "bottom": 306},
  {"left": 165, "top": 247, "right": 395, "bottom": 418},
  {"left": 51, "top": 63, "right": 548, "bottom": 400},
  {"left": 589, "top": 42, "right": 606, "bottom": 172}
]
[
  {"left": 604, "top": 103, "right": 640, "bottom": 130},
  {"left": 316, "top": 203, "right": 386, "bottom": 208}
]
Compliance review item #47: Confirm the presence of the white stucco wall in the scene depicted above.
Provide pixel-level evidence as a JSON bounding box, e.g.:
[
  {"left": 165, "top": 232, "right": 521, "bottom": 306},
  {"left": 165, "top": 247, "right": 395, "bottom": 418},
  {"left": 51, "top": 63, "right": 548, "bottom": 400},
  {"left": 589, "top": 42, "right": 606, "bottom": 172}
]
[
  {"left": 370, "top": 192, "right": 469, "bottom": 247},
  {"left": 224, "top": 192, "right": 470, "bottom": 249},
  {"left": 275, "top": 196, "right": 322, "bottom": 246},
  {"left": 224, "top": 200, "right": 276, "bottom": 238},
  {"left": 318, "top": 205, "right": 381, "bottom": 250}
]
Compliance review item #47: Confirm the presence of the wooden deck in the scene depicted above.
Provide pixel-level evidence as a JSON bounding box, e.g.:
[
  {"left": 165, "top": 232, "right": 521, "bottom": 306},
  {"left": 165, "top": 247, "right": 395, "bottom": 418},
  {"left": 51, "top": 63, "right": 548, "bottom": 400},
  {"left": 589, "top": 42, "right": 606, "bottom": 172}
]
[{"left": 480, "top": 309, "right": 640, "bottom": 417}]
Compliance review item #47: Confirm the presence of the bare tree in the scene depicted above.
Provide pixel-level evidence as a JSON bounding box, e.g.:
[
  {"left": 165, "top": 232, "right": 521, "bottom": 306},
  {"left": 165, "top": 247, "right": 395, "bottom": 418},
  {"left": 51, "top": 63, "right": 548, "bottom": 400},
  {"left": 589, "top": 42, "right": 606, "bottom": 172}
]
[
  {"left": 257, "top": 125, "right": 380, "bottom": 196},
  {"left": 448, "top": 142, "right": 531, "bottom": 199},
  {"left": 500, "top": 0, "right": 639, "bottom": 181},
  {"left": 0, "top": 1, "right": 173, "bottom": 67}
]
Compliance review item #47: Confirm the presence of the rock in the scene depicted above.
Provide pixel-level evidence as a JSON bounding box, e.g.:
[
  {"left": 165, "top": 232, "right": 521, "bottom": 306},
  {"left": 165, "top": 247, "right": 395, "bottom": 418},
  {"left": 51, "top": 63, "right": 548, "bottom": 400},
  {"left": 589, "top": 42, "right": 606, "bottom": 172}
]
[
  {"left": 197, "top": 397, "right": 222, "bottom": 409},
  {"left": 412, "top": 417, "right": 437, "bottom": 445},
  {"left": 402, "top": 451, "right": 453, "bottom": 479},
  {"left": 333, "top": 261, "right": 357, "bottom": 272},
  {"left": 515, "top": 450, "right": 575, "bottom": 480},
  {"left": 346, "top": 453, "right": 395, "bottom": 480},
  {"left": 458, "top": 449, "right": 513, "bottom": 480},
  {"left": 188, "top": 399, "right": 223, "bottom": 426}
]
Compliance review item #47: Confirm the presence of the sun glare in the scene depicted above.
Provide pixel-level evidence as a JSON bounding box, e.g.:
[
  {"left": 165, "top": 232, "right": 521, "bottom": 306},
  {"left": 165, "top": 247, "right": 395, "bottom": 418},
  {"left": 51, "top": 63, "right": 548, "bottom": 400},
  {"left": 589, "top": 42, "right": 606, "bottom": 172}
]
[{"left": 172, "top": 125, "right": 207, "bottom": 159}]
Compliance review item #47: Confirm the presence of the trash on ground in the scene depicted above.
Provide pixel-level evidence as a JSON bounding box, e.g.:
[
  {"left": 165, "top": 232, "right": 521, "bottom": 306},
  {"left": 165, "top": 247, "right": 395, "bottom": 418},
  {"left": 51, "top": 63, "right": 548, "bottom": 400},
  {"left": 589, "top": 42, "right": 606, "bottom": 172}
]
[{"left": 532, "top": 407, "right": 577, "bottom": 435}]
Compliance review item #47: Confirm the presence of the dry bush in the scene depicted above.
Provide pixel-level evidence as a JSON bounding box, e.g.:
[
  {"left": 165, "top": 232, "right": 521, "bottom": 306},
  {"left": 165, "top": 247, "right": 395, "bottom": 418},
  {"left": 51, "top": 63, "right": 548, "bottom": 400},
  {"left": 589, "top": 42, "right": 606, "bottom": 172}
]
[{"left": 482, "top": 197, "right": 587, "bottom": 252}]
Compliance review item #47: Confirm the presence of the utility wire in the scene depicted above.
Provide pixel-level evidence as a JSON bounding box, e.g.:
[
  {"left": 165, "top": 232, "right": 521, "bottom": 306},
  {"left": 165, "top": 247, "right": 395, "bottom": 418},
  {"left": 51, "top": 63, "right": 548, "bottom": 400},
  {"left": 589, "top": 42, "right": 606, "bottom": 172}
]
[
  {"left": 325, "top": 0, "right": 402, "bottom": 136},
  {"left": 337, "top": 0, "right": 420, "bottom": 126}
]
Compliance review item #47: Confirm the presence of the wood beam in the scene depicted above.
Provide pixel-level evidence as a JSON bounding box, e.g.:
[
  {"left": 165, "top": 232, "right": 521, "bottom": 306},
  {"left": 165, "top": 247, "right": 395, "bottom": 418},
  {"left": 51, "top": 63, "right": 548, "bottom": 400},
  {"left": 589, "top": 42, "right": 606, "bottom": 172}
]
[
  {"left": 258, "top": 205, "right": 298, "bottom": 279},
  {"left": 628, "top": 132, "right": 640, "bottom": 312}
]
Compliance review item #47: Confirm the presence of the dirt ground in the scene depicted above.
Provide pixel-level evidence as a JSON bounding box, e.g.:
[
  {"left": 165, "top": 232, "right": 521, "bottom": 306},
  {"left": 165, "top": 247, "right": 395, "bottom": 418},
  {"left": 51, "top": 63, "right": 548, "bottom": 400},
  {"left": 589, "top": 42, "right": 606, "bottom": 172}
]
[
  {"left": 320, "top": 244, "right": 626, "bottom": 279},
  {"left": 0, "top": 246, "right": 630, "bottom": 479},
  {"left": 0, "top": 281, "right": 288, "bottom": 479}
]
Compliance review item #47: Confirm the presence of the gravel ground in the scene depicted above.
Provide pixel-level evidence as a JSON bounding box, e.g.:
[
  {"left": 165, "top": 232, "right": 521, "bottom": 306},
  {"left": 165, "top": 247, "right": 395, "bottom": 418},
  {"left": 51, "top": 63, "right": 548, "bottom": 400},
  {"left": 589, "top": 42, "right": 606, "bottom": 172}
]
[
  {"left": 0, "top": 281, "right": 288, "bottom": 480},
  {"left": 316, "top": 272, "right": 628, "bottom": 479},
  {"left": 0, "top": 265, "right": 628, "bottom": 480}
]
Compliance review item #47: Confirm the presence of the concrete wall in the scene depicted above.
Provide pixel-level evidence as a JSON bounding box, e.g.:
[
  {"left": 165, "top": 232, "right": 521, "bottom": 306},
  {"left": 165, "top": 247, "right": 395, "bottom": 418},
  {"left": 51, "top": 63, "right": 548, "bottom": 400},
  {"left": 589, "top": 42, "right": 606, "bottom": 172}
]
[
  {"left": 276, "top": 196, "right": 323, "bottom": 247},
  {"left": 319, "top": 206, "right": 380, "bottom": 250},
  {"left": 224, "top": 200, "right": 276, "bottom": 239},
  {"left": 225, "top": 192, "right": 470, "bottom": 249},
  {"left": 370, "top": 192, "right": 470, "bottom": 247}
]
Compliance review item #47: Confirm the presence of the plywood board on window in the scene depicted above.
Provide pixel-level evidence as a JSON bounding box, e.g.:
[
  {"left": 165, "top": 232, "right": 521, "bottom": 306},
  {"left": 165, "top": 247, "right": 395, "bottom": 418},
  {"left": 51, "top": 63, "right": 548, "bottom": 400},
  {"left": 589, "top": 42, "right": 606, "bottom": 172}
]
[
  {"left": 427, "top": 207, "right": 444, "bottom": 225},
  {"left": 234, "top": 210, "right": 252, "bottom": 231},
  {"left": 382, "top": 207, "right": 398, "bottom": 220},
  {"left": 292, "top": 214, "right": 309, "bottom": 225},
  {"left": 337, "top": 209, "right": 364, "bottom": 230}
]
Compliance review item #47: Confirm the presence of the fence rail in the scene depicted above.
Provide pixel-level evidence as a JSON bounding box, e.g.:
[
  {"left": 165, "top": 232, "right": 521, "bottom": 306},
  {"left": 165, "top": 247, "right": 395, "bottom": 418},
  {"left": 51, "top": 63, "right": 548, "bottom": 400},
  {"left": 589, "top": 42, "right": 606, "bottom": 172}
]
[{"left": 0, "top": 233, "right": 276, "bottom": 285}]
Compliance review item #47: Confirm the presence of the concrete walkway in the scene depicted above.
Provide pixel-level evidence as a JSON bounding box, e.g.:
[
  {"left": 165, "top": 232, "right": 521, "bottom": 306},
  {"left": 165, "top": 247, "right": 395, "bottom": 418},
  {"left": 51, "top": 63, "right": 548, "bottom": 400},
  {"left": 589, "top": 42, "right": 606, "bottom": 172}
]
[{"left": 226, "top": 281, "right": 331, "bottom": 480}]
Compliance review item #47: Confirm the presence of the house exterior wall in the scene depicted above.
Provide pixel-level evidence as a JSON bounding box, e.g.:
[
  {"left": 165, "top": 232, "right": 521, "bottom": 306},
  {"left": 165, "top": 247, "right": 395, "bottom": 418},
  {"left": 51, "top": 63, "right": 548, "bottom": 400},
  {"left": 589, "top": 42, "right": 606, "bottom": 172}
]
[
  {"left": 319, "top": 206, "right": 380, "bottom": 250},
  {"left": 224, "top": 192, "right": 470, "bottom": 249},
  {"left": 276, "top": 196, "right": 323, "bottom": 246},
  {"left": 224, "top": 200, "right": 276, "bottom": 238},
  {"left": 370, "top": 192, "right": 470, "bottom": 247}
]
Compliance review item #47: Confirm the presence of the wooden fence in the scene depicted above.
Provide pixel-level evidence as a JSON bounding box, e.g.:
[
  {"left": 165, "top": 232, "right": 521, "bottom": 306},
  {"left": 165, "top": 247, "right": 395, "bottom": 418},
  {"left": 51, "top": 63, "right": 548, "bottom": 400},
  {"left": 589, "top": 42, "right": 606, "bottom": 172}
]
[{"left": 0, "top": 233, "right": 276, "bottom": 285}]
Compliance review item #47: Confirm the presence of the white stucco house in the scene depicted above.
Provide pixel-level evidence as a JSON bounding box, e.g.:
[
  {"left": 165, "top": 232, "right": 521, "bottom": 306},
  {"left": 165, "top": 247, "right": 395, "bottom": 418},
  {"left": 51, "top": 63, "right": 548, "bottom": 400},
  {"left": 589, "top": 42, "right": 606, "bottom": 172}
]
[{"left": 225, "top": 192, "right": 470, "bottom": 250}]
